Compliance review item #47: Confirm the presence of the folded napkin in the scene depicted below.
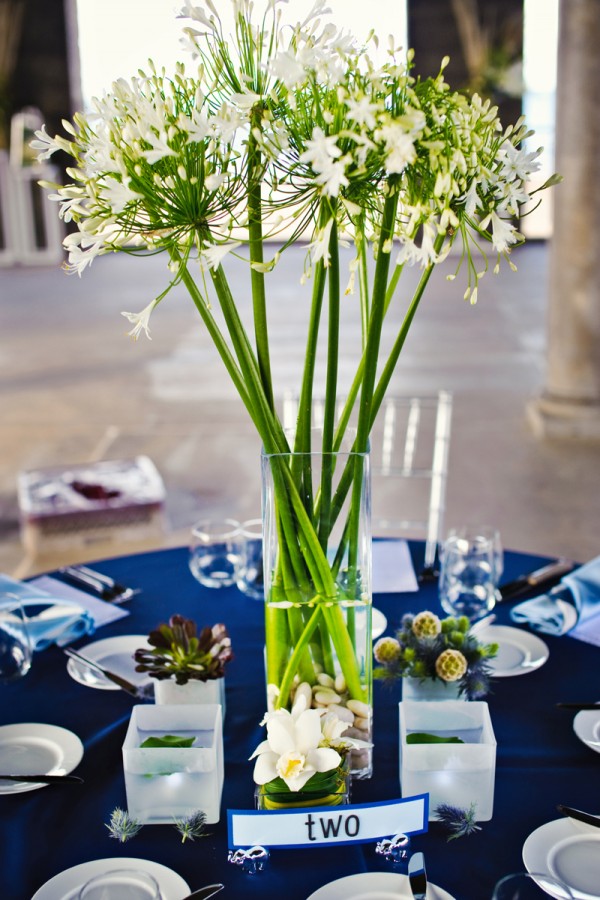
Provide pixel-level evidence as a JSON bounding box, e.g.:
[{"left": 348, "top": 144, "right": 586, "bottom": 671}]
[
  {"left": 511, "top": 555, "right": 600, "bottom": 636},
  {"left": 21, "top": 598, "right": 95, "bottom": 651},
  {"left": 1, "top": 574, "right": 95, "bottom": 651}
]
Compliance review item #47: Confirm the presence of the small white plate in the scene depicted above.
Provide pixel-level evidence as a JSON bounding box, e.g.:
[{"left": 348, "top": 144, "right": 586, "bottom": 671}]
[
  {"left": 474, "top": 624, "right": 549, "bottom": 677},
  {"left": 31, "top": 857, "right": 190, "bottom": 900},
  {"left": 66, "top": 634, "right": 150, "bottom": 691},
  {"left": 0, "top": 723, "right": 83, "bottom": 795},
  {"left": 306, "top": 872, "right": 455, "bottom": 900},
  {"left": 523, "top": 817, "right": 600, "bottom": 899},
  {"left": 574, "top": 705, "right": 600, "bottom": 755},
  {"left": 372, "top": 608, "right": 388, "bottom": 640}
]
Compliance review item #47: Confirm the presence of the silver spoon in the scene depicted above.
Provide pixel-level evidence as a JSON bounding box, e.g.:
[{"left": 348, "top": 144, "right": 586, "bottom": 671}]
[{"left": 180, "top": 885, "right": 224, "bottom": 900}]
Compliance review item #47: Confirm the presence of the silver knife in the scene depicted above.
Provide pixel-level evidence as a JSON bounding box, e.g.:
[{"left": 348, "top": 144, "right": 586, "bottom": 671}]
[
  {"left": 0, "top": 774, "right": 84, "bottom": 784},
  {"left": 498, "top": 558, "right": 575, "bottom": 601},
  {"left": 557, "top": 804, "right": 600, "bottom": 829},
  {"left": 408, "top": 852, "right": 427, "bottom": 900},
  {"left": 63, "top": 647, "right": 154, "bottom": 700}
]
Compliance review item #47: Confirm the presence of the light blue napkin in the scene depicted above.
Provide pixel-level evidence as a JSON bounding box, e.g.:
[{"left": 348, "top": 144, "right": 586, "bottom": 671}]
[
  {"left": 1, "top": 574, "right": 95, "bottom": 651},
  {"left": 21, "top": 598, "right": 95, "bottom": 650},
  {"left": 511, "top": 555, "right": 600, "bottom": 636}
]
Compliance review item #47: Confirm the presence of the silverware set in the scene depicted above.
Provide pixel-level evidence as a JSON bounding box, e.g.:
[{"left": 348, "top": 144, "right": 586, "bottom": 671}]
[{"left": 56, "top": 564, "right": 139, "bottom": 604}]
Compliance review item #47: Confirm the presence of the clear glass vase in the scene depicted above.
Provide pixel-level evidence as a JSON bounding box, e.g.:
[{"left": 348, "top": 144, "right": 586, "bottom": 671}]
[
  {"left": 255, "top": 760, "right": 351, "bottom": 810},
  {"left": 261, "top": 434, "right": 373, "bottom": 779}
]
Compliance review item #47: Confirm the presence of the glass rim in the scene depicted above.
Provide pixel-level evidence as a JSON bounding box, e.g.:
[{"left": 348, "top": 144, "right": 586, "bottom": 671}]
[
  {"left": 492, "top": 871, "right": 574, "bottom": 898},
  {"left": 79, "top": 867, "right": 161, "bottom": 896},
  {"left": 190, "top": 518, "right": 241, "bottom": 540},
  {"left": 241, "top": 517, "right": 263, "bottom": 536}
]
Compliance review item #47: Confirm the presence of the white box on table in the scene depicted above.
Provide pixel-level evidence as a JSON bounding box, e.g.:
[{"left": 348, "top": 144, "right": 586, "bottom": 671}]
[
  {"left": 122, "top": 704, "right": 224, "bottom": 824},
  {"left": 17, "top": 456, "right": 165, "bottom": 553},
  {"left": 399, "top": 700, "right": 496, "bottom": 821}
]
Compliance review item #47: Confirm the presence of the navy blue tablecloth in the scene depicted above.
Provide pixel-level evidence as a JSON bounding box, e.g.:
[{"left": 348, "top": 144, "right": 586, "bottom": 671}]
[{"left": 0, "top": 543, "right": 597, "bottom": 900}]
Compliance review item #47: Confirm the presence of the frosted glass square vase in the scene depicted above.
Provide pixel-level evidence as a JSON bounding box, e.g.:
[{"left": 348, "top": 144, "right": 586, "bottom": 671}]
[
  {"left": 399, "top": 700, "right": 496, "bottom": 821},
  {"left": 122, "top": 703, "right": 224, "bottom": 824}
]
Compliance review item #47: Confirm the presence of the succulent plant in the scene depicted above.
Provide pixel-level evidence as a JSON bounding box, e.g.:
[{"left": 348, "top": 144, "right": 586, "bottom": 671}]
[{"left": 134, "top": 615, "right": 233, "bottom": 685}]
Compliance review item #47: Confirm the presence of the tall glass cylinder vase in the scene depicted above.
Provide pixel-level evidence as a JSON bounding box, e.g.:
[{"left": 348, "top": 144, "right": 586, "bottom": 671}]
[{"left": 261, "top": 435, "right": 373, "bottom": 779}]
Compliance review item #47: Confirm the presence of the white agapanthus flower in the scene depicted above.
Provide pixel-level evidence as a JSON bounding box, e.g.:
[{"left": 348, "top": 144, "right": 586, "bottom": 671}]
[
  {"left": 375, "top": 121, "right": 418, "bottom": 174},
  {"left": 30, "top": 124, "right": 72, "bottom": 161},
  {"left": 121, "top": 299, "right": 160, "bottom": 340},
  {"left": 250, "top": 697, "right": 342, "bottom": 792}
]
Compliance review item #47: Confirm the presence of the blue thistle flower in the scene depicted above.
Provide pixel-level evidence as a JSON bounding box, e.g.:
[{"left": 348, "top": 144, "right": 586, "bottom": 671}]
[
  {"left": 105, "top": 807, "right": 143, "bottom": 843},
  {"left": 434, "top": 803, "right": 481, "bottom": 840},
  {"left": 173, "top": 809, "right": 208, "bottom": 843}
]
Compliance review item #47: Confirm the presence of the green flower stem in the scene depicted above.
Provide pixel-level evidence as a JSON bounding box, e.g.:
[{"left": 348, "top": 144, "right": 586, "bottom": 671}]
[
  {"left": 247, "top": 117, "right": 274, "bottom": 412},
  {"left": 174, "top": 256, "right": 255, "bottom": 424},
  {"left": 370, "top": 232, "right": 446, "bottom": 416},
  {"left": 210, "top": 263, "right": 284, "bottom": 455},
  {"left": 327, "top": 231, "right": 446, "bottom": 535},
  {"left": 295, "top": 216, "right": 329, "bottom": 454},
  {"left": 276, "top": 604, "right": 323, "bottom": 709},
  {"left": 354, "top": 187, "right": 399, "bottom": 454},
  {"left": 321, "top": 601, "right": 367, "bottom": 702},
  {"left": 344, "top": 188, "right": 399, "bottom": 584},
  {"left": 318, "top": 215, "right": 340, "bottom": 549},
  {"left": 357, "top": 225, "right": 370, "bottom": 349}
]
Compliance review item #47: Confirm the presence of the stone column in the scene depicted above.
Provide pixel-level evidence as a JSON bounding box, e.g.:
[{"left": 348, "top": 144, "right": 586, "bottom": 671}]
[{"left": 529, "top": 0, "right": 600, "bottom": 438}]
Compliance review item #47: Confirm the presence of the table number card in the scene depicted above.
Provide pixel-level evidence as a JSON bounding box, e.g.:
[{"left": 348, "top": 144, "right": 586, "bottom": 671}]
[{"left": 227, "top": 795, "right": 428, "bottom": 850}]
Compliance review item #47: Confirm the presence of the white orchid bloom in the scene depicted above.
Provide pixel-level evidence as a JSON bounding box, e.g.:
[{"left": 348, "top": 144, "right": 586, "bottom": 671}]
[{"left": 250, "top": 697, "right": 342, "bottom": 792}]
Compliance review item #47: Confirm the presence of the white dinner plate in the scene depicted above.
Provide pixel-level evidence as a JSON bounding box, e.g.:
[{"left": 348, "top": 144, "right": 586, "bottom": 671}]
[
  {"left": 31, "top": 857, "right": 190, "bottom": 900},
  {"left": 573, "top": 705, "right": 600, "bottom": 755},
  {"left": 372, "top": 608, "right": 388, "bottom": 640},
  {"left": 306, "top": 872, "right": 455, "bottom": 900},
  {"left": 66, "top": 634, "right": 151, "bottom": 691},
  {"left": 0, "top": 723, "right": 83, "bottom": 795},
  {"left": 474, "top": 624, "right": 549, "bottom": 677},
  {"left": 523, "top": 817, "right": 600, "bottom": 899}
]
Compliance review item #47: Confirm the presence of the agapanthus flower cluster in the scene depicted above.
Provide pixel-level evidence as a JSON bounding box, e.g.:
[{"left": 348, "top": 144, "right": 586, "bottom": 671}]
[
  {"left": 374, "top": 611, "right": 498, "bottom": 700},
  {"left": 32, "top": 0, "right": 558, "bottom": 333}
]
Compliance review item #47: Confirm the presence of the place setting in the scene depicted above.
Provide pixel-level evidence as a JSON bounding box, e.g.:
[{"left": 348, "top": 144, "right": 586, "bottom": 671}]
[{"left": 522, "top": 809, "right": 600, "bottom": 900}]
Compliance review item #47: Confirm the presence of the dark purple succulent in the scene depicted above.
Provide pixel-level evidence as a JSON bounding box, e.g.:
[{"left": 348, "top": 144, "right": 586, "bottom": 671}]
[{"left": 134, "top": 614, "right": 233, "bottom": 685}]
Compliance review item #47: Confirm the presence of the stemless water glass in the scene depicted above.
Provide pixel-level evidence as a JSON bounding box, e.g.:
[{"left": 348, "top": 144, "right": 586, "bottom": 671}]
[
  {"left": 0, "top": 596, "right": 32, "bottom": 683},
  {"left": 236, "top": 518, "right": 264, "bottom": 600},
  {"left": 189, "top": 518, "right": 243, "bottom": 588},
  {"left": 439, "top": 526, "right": 503, "bottom": 622},
  {"left": 78, "top": 868, "right": 162, "bottom": 899},
  {"left": 492, "top": 871, "right": 574, "bottom": 899}
]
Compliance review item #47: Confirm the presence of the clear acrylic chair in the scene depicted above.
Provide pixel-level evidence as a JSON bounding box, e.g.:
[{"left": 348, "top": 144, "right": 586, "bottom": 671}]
[{"left": 281, "top": 390, "right": 453, "bottom": 579}]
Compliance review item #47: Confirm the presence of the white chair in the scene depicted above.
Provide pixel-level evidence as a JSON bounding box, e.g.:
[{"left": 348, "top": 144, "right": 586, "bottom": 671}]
[{"left": 281, "top": 389, "right": 453, "bottom": 577}]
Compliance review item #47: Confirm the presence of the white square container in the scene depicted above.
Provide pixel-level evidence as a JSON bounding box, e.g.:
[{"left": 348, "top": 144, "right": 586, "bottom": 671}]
[
  {"left": 122, "top": 703, "right": 223, "bottom": 824},
  {"left": 399, "top": 700, "right": 496, "bottom": 821}
]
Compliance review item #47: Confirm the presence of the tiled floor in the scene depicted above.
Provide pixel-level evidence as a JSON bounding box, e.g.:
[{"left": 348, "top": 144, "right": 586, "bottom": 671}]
[{"left": 2, "top": 240, "right": 599, "bottom": 578}]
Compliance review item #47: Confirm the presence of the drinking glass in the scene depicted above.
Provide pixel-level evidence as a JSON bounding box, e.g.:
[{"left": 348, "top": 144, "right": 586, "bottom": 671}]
[
  {"left": 189, "top": 518, "right": 243, "bottom": 588},
  {"left": 439, "top": 526, "right": 503, "bottom": 622},
  {"left": 0, "top": 596, "right": 32, "bottom": 683},
  {"left": 78, "top": 869, "right": 162, "bottom": 899},
  {"left": 237, "top": 518, "right": 264, "bottom": 600},
  {"left": 492, "top": 871, "right": 574, "bottom": 899}
]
